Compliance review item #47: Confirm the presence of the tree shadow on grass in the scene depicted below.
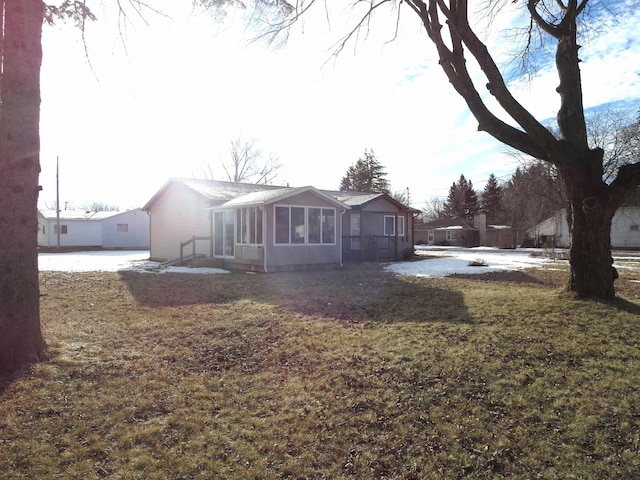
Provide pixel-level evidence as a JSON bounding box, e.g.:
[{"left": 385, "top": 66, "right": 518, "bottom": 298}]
[
  {"left": 448, "top": 270, "right": 554, "bottom": 286},
  {"left": 610, "top": 297, "right": 640, "bottom": 315},
  {"left": 118, "top": 264, "right": 472, "bottom": 324}
]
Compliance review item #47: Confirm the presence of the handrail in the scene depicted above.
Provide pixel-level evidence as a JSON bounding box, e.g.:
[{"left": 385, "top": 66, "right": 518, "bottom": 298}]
[{"left": 180, "top": 236, "right": 211, "bottom": 264}]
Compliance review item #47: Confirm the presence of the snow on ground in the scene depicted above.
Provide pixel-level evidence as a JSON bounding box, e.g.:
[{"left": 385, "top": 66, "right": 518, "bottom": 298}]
[
  {"left": 386, "top": 246, "right": 558, "bottom": 278},
  {"left": 37, "top": 247, "right": 639, "bottom": 278},
  {"left": 37, "top": 250, "right": 229, "bottom": 275}
]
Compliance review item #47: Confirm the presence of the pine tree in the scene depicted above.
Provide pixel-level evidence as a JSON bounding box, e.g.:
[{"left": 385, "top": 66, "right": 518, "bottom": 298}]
[
  {"left": 481, "top": 173, "right": 504, "bottom": 224},
  {"left": 339, "top": 150, "right": 390, "bottom": 194},
  {"left": 443, "top": 174, "right": 479, "bottom": 221}
]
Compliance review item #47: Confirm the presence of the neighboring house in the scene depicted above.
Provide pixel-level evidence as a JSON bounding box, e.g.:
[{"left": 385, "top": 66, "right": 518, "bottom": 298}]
[
  {"left": 142, "top": 178, "right": 418, "bottom": 272},
  {"left": 37, "top": 208, "right": 150, "bottom": 249},
  {"left": 415, "top": 214, "right": 515, "bottom": 248},
  {"left": 527, "top": 207, "right": 640, "bottom": 249}
]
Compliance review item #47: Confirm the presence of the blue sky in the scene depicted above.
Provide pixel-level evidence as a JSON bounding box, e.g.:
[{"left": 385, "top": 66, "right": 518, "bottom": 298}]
[{"left": 38, "top": 0, "right": 640, "bottom": 211}]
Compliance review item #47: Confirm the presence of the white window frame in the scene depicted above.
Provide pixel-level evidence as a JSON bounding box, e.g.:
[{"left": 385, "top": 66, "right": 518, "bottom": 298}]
[
  {"left": 446, "top": 230, "right": 454, "bottom": 241},
  {"left": 236, "top": 207, "right": 263, "bottom": 245},
  {"left": 384, "top": 215, "right": 396, "bottom": 236},
  {"left": 274, "top": 205, "right": 337, "bottom": 245},
  {"left": 117, "top": 223, "right": 129, "bottom": 233},
  {"left": 54, "top": 224, "right": 68, "bottom": 235},
  {"left": 308, "top": 207, "right": 336, "bottom": 245},
  {"left": 213, "top": 210, "right": 235, "bottom": 258},
  {"left": 397, "top": 216, "right": 405, "bottom": 236}
]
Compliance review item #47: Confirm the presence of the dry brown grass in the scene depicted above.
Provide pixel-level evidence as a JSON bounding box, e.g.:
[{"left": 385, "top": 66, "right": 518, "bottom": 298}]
[{"left": 1, "top": 263, "right": 640, "bottom": 479}]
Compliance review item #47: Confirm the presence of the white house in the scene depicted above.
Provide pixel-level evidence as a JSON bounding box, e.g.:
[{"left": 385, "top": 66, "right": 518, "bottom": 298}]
[
  {"left": 527, "top": 207, "right": 640, "bottom": 249},
  {"left": 38, "top": 208, "right": 150, "bottom": 249}
]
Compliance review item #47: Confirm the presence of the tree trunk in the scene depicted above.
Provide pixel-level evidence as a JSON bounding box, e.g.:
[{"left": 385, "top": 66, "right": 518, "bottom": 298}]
[
  {"left": 567, "top": 199, "right": 616, "bottom": 299},
  {"left": 559, "top": 153, "right": 618, "bottom": 300},
  {"left": 0, "top": 0, "right": 47, "bottom": 375}
]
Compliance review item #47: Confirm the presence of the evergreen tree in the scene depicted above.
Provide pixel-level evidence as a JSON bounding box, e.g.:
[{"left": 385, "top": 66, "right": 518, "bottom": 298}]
[
  {"left": 339, "top": 150, "right": 390, "bottom": 194},
  {"left": 443, "top": 174, "right": 480, "bottom": 222},
  {"left": 481, "top": 173, "right": 504, "bottom": 224}
]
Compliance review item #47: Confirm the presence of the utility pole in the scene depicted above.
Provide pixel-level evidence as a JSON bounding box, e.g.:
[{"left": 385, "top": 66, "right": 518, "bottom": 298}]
[{"left": 56, "top": 156, "right": 60, "bottom": 251}]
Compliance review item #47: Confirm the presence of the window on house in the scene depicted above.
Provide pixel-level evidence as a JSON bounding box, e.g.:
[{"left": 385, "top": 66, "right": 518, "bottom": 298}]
[
  {"left": 308, "top": 208, "right": 321, "bottom": 243},
  {"left": 631, "top": 225, "right": 639, "bottom": 232},
  {"left": 322, "top": 209, "right": 335, "bottom": 243},
  {"left": 236, "top": 207, "right": 263, "bottom": 245},
  {"left": 276, "top": 206, "right": 306, "bottom": 244},
  {"left": 275, "top": 205, "right": 336, "bottom": 245},
  {"left": 224, "top": 210, "right": 235, "bottom": 256},
  {"left": 384, "top": 216, "right": 395, "bottom": 236},
  {"left": 446, "top": 230, "right": 454, "bottom": 241},
  {"left": 397, "top": 216, "right": 405, "bottom": 236},
  {"left": 291, "top": 207, "right": 305, "bottom": 244},
  {"left": 54, "top": 224, "right": 67, "bottom": 234},
  {"left": 117, "top": 223, "right": 128, "bottom": 233},
  {"left": 275, "top": 206, "right": 290, "bottom": 244},
  {"left": 308, "top": 208, "right": 336, "bottom": 244}
]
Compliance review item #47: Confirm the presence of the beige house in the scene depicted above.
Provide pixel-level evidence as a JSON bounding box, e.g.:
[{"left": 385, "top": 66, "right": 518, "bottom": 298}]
[{"left": 143, "top": 178, "right": 417, "bottom": 272}]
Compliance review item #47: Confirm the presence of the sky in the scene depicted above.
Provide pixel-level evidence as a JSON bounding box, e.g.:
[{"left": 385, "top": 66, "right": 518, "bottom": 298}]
[{"left": 38, "top": 0, "right": 640, "bottom": 212}]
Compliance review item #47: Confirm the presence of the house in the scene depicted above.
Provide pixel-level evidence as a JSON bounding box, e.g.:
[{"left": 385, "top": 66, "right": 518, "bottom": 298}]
[
  {"left": 527, "top": 207, "right": 640, "bottom": 249},
  {"left": 332, "top": 191, "right": 420, "bottom": 262},
  {"left": 142, "top": 178, "right": 418, "bottom": 271},
  {"left": 37, "top": 208, "right": 150, "bottom": 249},
  {"left": 415, "top": 214, "right": 515, "bottom": 248}
]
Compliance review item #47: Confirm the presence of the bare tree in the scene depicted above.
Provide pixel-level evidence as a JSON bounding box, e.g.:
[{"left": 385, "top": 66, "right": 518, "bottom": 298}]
[
  {"left": 81, "top": 202, "right": 121, "bottom": 212},
  {"left": 421, "top": 196, "right": 446, "bottom": 222},
  {"left": 201, "top": 137, "right": 281, "bottom": 184},
  {"left": 417, "top": 1, "right": 640, "bottom": 299},
  {"left": 588, "top": 108, "right": 640, "bottom": 184},
  {"left": 270, "top": 0, "right": 639, "bottom": 298}
]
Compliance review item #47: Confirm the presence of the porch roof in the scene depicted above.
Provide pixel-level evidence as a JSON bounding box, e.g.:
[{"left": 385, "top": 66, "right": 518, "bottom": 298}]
[{"left": 212, "top": 185, "right": 350, "bottom": 210}]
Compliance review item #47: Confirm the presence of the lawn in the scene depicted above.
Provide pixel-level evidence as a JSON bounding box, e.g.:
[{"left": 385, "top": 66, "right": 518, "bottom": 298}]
[{"left": 1, "top": 262, "right": 640, "bottom": 479}]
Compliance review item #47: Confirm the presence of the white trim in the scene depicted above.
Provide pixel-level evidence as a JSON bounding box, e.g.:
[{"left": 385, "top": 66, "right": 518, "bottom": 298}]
[
  {"left": 273, "top": 204, "right": 337, "bottom": 246},
  {"left": 263, "top": 207, "right": 268, "bottom": 272},
  {"left": 384, "top": 215, "right": 395, "bottom": 236}
]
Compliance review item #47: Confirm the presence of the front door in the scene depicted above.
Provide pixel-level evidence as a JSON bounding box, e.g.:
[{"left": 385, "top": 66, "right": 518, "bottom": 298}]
[{"left": 428, "top": 230, "right": 434, "bottom": 245}]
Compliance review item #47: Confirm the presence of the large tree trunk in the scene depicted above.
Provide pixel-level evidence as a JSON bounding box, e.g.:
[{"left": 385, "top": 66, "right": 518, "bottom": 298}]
[
  {"left": 567, "top": 198, "right": 616, "bottom": 299},
  {"left": 558, "top": 152, "right": 618, "bottom": 299},
  {"left": 0, "top": 0, "right": 47, "bottom": 375}
]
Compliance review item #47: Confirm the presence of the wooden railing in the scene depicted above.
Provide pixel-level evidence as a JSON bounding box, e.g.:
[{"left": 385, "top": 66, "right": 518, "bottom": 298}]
[
  {"left": 180, "top": 236, "right": 211, "bottom": 264},
  {"left": 342, "top": 235, "right": 398, "bottom": 262}
]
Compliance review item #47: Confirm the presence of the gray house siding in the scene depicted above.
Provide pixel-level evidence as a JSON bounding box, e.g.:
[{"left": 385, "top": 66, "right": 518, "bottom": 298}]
[
  {"left": 217, "top": 192, "right": 343, "bottom": 272},
  {"left": 263, "top": 197, "right": 342, "bottom": 271},
  {"left": 341, "top": 195, "right": 416, "bottom": 261}
]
